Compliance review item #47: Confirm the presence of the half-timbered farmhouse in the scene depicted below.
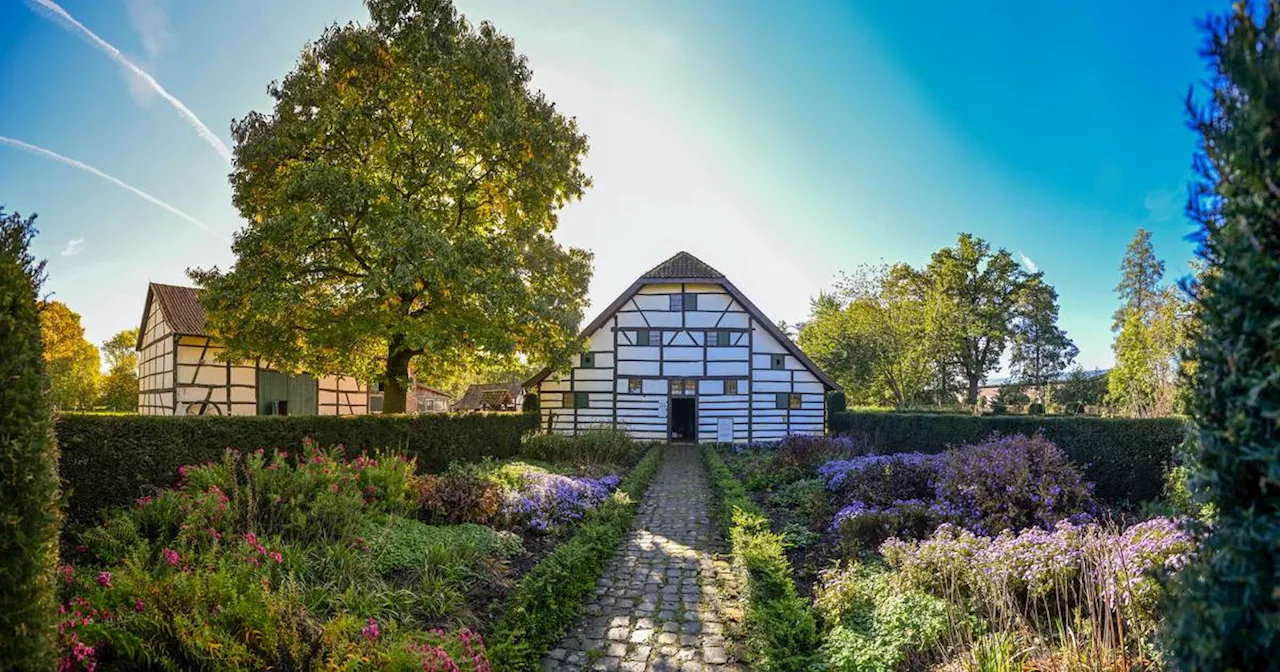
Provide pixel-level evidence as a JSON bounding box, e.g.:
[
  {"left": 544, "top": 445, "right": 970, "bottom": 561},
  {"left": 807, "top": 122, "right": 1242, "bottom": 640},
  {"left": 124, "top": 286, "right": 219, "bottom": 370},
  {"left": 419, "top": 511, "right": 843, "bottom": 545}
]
[
  {"left": 136, "top": 283, "right": 371, "bottom": 416},
  {"left": 526, "top": 252, "right": 840, "bottom": 443}
]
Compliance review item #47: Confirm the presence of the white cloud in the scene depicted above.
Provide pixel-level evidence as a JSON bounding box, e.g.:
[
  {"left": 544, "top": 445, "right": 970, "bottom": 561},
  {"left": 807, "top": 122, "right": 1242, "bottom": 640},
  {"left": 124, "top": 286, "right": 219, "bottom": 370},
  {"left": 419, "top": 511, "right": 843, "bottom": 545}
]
[
  {"left": 1018, "top": 251, "right": 1038, "bottom": 272},
  {"left": 25, "top": 0, "right": 233, "bottom": 163},
  {"left": 125, "top": 0, "right": 171, "bottom": 60},
  {"left": 61, "top": 237, "right": 85, "bottom": 257}
]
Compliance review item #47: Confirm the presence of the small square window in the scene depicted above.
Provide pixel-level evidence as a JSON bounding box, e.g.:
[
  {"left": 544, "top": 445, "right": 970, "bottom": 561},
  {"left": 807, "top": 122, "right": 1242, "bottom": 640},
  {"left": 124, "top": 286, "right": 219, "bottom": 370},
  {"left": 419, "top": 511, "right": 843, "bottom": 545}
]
[
  {"left": 635, "top": 330, "right": 649, "bottom": 346},
  {"left": 685, "top": 379, "right": 697, "bottom": 395},
  {"left": 574, "top": 392, "right": 590, "bottom": 409},
  {"left": 581, "top": 352, "right": 595, "bottom": 368},
  {"left": 775, "top": 392, "right": 789, "bottom": 409},
  {"left": 685, "top": 293, "right": 698, "bottom": 311},
  {"left": 771, "top": 354, "right": 786, "bottom": 370},
  {"left": 725, "top": 379, "right": 739, "bottom": 395},
  {"left": 790, "top": 393, "right": 803, "bottom": 409},
  {"left": 670, "top": 294, "right": 683, "bottom": 311},
  {"left": 563, "top": 392, "right": 574, "bottom": 407},
  {"left": 628, "top": 378, "right": 642, "bottom": 394},
  {"left": 714, "top": 330, "right": 732, "bottom": 346}
]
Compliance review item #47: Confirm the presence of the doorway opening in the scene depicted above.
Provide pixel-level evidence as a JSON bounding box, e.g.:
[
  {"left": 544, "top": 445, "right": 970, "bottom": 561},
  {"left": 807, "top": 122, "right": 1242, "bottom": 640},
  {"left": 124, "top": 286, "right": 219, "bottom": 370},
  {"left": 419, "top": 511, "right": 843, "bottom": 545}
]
[{"left": 669, "top": 397, "right": 697, "bottom": 442}]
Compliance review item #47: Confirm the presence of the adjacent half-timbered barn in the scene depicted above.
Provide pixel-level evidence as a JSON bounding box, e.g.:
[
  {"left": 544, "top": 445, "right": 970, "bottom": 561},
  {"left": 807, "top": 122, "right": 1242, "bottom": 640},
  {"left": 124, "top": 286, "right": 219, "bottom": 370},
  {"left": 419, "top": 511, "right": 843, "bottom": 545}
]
[
  {"left": 135, "top": 283, "right": 371, "bottom": 416},
  {"left": 525, "top": 252, "right": 840, "bottom": 443}
]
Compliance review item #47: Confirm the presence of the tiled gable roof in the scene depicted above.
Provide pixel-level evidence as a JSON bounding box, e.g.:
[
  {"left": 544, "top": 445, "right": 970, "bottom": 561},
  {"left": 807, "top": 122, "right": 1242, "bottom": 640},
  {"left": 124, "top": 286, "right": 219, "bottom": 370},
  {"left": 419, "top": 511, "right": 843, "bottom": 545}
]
[
  {"left": 453, "top": 382, "right": 523, "bottom": 410},
  {"left": 137, "top": 283, "right": 208, "bottom": 349},
  {"left": 640, "top": 251, "right": 725, "bottom": 280}
]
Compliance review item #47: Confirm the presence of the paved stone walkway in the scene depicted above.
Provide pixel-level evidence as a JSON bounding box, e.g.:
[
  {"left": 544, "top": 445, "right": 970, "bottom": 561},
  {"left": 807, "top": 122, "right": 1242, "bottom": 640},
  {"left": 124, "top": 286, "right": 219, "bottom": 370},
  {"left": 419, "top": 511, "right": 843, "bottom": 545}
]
[{"left": 544, "top": 446, "right": 746, "bottom": 671}]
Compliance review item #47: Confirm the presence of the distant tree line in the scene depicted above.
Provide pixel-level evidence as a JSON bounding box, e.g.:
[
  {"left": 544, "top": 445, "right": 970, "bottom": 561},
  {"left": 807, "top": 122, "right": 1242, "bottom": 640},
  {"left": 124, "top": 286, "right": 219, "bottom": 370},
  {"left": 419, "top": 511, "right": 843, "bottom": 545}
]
[{"left": 38, "top": 300, "right": 136, "bottom": 412}]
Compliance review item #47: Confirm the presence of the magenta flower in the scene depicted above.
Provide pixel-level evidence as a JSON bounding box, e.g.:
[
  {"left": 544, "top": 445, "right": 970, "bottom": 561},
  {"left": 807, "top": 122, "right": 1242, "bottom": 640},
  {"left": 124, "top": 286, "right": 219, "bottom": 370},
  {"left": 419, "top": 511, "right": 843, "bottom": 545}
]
[
  {"left": 162, "top": 548, "right": 180, "bottom": 566},
  {"left": 95, "top": 571, "right": 112, "bottom": 588},
  {"left": 135, "top": 598, "right": 145, "bottom": 613},
  {"left": 362, "top": 617, "right": 381, "bottom": 642}
]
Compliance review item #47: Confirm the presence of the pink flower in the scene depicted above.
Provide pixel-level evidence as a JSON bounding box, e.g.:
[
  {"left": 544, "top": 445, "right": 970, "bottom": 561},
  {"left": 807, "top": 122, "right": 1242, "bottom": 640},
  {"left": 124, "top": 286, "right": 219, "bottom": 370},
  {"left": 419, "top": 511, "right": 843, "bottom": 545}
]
[
  {"left": 59, "top": 564, "right": 75, "bottom": 583},
  {"left": 362, "top": 617, "right": 380, "bottom": 642},
  {"left": 162, "top": 548, "right": 181, "bottom": 566},
  {"left": 269, "top": 551, "right": 283, "bottom": 564},
  {"left": 135, "top": 598, "right": 145, "bottom": 613},
  {"left": 95, "top": 571, "right": 112, "bottom": 588},
  {"left": 245, "top": 532, "right": 258, "bottom": 547},
  {"left": 330, "top": 483, "right": 339, "bottom": 493},
  {"left": 177, "top": 465, "right": 189, "bottom": 479}
]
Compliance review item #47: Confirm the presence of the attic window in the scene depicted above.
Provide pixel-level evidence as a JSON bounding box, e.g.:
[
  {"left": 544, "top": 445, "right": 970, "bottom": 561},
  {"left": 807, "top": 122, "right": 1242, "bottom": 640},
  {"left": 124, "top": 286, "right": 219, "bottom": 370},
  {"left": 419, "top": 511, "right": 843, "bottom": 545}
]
[
  {"left": 714, "top": 330, "right": 732, "bottom": 346},
  {"left": 581, "top": 352, "right": 595, "bottom": 368},
  {"left": 635, "top": 330, "right": 658, "bottom": 346},
  {"left": 670, "top": 293, "right": 698, "bottom": 311},
  {"left": 771, "top": 354, "right": 786, "bottom": 370}
]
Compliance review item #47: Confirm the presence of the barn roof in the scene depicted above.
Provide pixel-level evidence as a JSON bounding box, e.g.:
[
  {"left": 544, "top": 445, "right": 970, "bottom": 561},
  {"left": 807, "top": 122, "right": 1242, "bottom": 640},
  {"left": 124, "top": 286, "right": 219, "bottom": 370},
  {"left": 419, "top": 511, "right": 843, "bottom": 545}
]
[
  {"left": 524, "top": 251, "right": 840, "bottom": 390},
  {"left": 641, "top": 251, "right": 725, "bottom": 280},
  {"left": 135, "top": 283, "right": 208, "bottom": 349},
  {"left": 453, "top": 382, "right": 523, "bottom": 410}
]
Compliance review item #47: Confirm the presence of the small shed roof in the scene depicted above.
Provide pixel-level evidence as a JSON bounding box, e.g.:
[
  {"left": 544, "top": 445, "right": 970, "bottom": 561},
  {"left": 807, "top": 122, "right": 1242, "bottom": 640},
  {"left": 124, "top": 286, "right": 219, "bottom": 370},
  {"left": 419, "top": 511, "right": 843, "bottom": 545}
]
[
  {"left": 453, "top": 382, "right": 523, "bottom": 410},
  {"left": 136, "top": 283, "right": 208, "bottom": 349}
]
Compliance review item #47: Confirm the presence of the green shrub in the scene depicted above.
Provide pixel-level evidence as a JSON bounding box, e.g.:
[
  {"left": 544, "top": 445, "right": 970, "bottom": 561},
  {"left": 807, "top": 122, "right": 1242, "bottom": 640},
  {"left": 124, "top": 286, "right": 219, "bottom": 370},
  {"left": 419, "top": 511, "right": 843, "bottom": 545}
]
[
  {"left": 0, "top": 207, "right": 61, "bottom": 668},
  {"left": 518, "top": 427, "right": 644, "bottom": 467},
  {"left": 56, "top": 412, "right": 536, "bottom": 526},
  {"left": 1164, "top": 6, "right": 1280, "bottom": 666},
  {"left": 704, "top": 446, "right": 819, "bottom": 671},
  {"left": 828, "top": 412, "right": 1186, "bottom": 502},
  {"left": 814, "top": 562, "right": 950, "bottom": 672},
  {"left": 360, "top": 515, "right": 522, "bottom": 575},
  {"left": 1027, "top": 401, "right": 1045, "bottom": 416},
  {"left": 521, "top": 392, "right": 539, "bottom": 414},
  {"left": 488, "top": 445, "right": 663, "bottom": 670}
]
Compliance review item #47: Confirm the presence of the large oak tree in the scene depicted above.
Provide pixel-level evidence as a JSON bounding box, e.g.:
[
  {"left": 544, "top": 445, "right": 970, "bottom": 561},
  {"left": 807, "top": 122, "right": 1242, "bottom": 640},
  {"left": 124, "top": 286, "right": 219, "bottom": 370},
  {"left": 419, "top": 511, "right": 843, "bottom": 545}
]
[{"left": 192, "top": 0, "right": 593, "bottom": 412}]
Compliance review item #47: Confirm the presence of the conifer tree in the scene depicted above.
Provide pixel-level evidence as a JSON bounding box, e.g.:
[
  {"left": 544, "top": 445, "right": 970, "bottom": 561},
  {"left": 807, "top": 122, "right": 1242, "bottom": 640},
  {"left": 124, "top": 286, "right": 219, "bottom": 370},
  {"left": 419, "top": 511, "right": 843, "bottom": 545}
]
[
  {"left": 0, "top": 207, "right": 61, "bottom": 668},
  {"left": 1164, "top": 4, "right": 1280, "bottom": 666}
]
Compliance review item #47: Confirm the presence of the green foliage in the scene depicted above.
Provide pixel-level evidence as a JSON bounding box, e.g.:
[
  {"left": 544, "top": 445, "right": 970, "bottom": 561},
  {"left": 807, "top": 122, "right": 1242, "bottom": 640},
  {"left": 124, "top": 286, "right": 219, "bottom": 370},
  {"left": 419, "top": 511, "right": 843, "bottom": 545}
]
[
  {"left": 828, "top": 411, "right": 1186, "bottom": 502},
  {"left": 521, "top": 392, "right": 539, "bottom": 414},
  {"left": 828, "top": 390, "right": 847, "bottom": 418},
  {"left": 703, "top": 446, "right": 819, "bottom": 671},
  {"left": 1164, "top": 6, "right": 1280, "bottom": 667},
  {"left": 1026, "top": 401, "right": 1045, "bottom": 416},
  {"left": 0, "top": 207, "right": 61, "bottom": 669},
  {"left": 419, "top": 465, "right": 505, "bottom": 525},
  {"left": 1055, "top": 365, "right": 1108, "bottom": 413},
  {"left": 998, "top": 384, "right": 1030, "bottom": 406},
  {"left": 192, "top": 0, "right": 593, "bottom": 413},
  {"left": 97, "top": 328, "right": 138, "bottom": 412},
  {"left": 518, "top": 428, "right": 645, "bottom": 467},
  {"left": 56, "top": 412, "right": 536, "bottom": 526},
  {"left": 361, "top": 514, "right": 522, "bottom": 575},
  {"left": 39, "top": 300, "right": 100, "bottom": 411},
  {"left": 814, "top": 562, "right": 950, "bottom": 672},
  {"left": 488, "top": 445, "right": 663, "bottom": 670},
  {"left": 1009, "top": 275, "right": 1078, "bottom": 391}
]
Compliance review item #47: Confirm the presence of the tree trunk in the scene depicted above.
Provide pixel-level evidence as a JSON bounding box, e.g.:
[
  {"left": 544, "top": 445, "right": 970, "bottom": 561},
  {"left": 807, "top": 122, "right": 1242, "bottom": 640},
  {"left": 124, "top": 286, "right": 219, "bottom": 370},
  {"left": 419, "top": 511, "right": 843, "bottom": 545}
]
[
  {"left": 383, "top": 340, "right": 414, "bottom": 414},
  {"left": 966, "top": 374, "right": 980, "bottom": 404}
]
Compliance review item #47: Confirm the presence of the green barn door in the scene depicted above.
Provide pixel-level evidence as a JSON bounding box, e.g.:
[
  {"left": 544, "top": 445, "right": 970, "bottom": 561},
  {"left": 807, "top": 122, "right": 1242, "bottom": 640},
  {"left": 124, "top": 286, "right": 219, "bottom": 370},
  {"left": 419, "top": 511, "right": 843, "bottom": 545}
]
[
  {"left": 257, "top": 370, "right": 318, "bottom": 415},
  {"left": 288, "top": 374, "right": 318, "bottom": 416}
]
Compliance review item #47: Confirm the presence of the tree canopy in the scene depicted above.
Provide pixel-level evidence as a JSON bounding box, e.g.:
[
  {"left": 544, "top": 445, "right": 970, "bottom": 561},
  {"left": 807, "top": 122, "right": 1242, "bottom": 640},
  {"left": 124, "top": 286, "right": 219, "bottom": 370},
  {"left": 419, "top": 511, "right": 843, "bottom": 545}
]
[
  {"left": 38, "top": 300, "right": 99, "bottom": 411},
  {"left": 191, "top": 0, "right": 593, "bottom": 412},
  {"left": 98, "top": 328, "right": 139, "bottom": 412},
  {"left": 1009, "top": 275, "right": 1078, "bottom": 392}
]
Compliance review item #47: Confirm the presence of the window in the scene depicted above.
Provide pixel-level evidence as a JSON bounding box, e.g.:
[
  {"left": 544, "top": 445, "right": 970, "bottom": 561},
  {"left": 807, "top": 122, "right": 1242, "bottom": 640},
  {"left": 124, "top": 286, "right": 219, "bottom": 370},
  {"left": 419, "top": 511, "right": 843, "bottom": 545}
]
[
  {"left": 714, "top": 330, "right": 732, "bottom": 346},
  {"left": 635, "top": 330, "right": 658, "bottom": 346},
  {"left": 671, "top": 378, "right": 696, "bottom": 396},
  {"left": 628, "top": 378, "right": 643, "bottom": 394},
  {"left": 775, "top": 392, "right": 788, "bottom": 409},
  {"left": 581, "top": 352, "right": 595, "bottom": 368},
  {"left": 725, "top": 379, "right": 739, "bottom": 395},
  {"left": 565, "top": 391, "right": 589, "bottom": 408},
  {"left": 669, "top": 293, "right": 698, "bottom": 311},
  {"left": 790, "top": 393, "right": 803, "bottom": 409},
  {"left": 771, "top": 354, "right": 786, "bottom": 370}
]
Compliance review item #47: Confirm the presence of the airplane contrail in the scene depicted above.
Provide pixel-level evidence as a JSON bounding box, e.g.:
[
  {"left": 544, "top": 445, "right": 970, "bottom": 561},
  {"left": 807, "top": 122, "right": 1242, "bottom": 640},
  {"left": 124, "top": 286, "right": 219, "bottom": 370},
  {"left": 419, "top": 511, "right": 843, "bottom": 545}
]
[
  {"left": 0, "top": 136, "right": 228, "bottom": 241},
  {"left": 25, "top": 0, "right": 234, "bottom": 164}
]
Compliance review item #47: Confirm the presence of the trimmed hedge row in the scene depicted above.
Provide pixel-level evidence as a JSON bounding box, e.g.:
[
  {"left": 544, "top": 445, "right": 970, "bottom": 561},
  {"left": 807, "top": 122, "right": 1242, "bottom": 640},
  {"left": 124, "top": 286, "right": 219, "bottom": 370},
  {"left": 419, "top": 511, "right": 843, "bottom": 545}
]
[
  {"left": 489, "top": 445, "right": 664, "bottom": 670},
  {"left": 56, "top": 412, "right": 537, "bottom": 526},
  {"left": 703, "top": 446, "right": 819, "bottom": 672},
  {"left": 829, "top": 412, "right": 1187, "bottom": 503}
]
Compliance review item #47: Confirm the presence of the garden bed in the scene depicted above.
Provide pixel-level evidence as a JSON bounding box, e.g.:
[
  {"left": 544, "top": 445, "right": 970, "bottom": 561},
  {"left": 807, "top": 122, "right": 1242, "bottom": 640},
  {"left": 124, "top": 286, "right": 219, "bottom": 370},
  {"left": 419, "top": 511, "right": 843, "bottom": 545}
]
[
  {"left": 54, "top": 429, "right": 654, "bottom": 671},
  {"left": 716, "top": 433, "right": 1201, "bottom": 671}
]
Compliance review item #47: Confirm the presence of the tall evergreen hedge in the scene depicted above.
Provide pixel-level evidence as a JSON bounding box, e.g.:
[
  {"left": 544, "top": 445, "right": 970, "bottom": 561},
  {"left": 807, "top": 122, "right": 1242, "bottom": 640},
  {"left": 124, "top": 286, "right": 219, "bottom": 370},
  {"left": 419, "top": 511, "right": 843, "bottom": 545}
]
[
  {"left": 829, "top": 411, "right": 1185, "bottom": 502},
  {"left": 1165, "top": 6, "right": 1280, "bottom": 666},
  {"left": 57, "top": 412, "right": 536, "bottom": 526},
  {"left": 0, "top": 209, "right": 60, "bottom": 668}
]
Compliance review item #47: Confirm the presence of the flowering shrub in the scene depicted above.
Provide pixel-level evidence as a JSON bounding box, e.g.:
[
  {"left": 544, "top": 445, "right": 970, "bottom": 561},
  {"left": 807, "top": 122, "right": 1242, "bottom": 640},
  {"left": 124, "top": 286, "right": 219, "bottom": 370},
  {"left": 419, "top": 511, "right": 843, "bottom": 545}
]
[
  {"left": 818, "top": 452, "right": 939, "bottom": 506},
  {"left": 933, "top": 433, "right": 1095, "bottom": 535},
  {"left": 419, "top": 467, "right": 505, "bottom": 526},
  {"left": 502, "top": 469, "right": 621, "bottom": 533},
  {"left": 881, "top": 516, "right": 1193, "bottom": 633},
  {"left": 831, "top": 499, "right": 943, "bottom": 552},
  {"left": 777, "top": 434, "right": 866, "bottom": 473}
]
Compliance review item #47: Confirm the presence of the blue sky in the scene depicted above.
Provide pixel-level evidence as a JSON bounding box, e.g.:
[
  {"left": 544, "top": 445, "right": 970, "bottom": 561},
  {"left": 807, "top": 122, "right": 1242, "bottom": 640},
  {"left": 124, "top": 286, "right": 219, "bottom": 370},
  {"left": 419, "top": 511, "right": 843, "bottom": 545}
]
[{"left": 0, "top": 0, "right": 1219, "bottom": 374}]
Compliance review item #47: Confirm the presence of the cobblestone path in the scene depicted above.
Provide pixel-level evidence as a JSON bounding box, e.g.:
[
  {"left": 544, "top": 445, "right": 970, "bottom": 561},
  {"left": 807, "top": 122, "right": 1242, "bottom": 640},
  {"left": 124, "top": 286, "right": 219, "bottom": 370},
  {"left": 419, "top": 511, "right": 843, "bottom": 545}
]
[{"left": 544, "top": 445, "right": 746, "bottom": 671}]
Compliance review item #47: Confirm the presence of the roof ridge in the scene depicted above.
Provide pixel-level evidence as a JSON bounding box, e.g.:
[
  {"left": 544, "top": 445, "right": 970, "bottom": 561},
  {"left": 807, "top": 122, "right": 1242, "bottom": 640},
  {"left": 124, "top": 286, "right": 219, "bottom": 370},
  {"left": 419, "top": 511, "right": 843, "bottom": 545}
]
[{"left": 640, "top": 251, "right": 725, "bottom": 280}]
